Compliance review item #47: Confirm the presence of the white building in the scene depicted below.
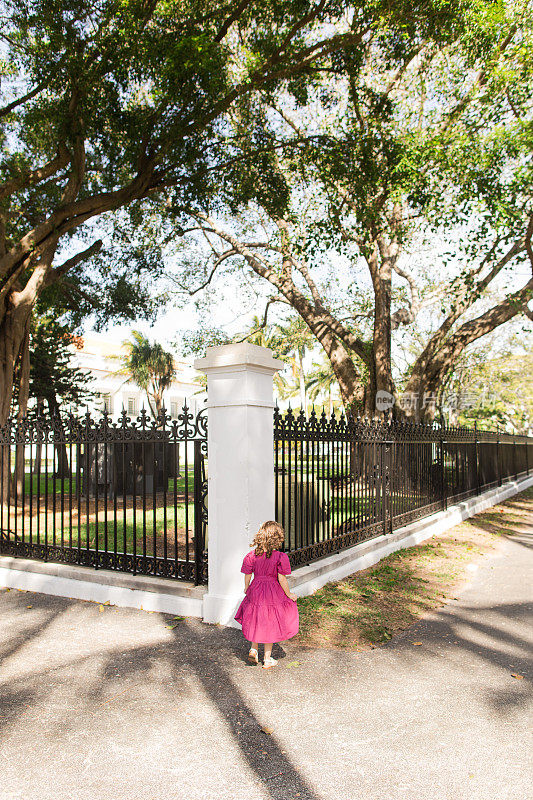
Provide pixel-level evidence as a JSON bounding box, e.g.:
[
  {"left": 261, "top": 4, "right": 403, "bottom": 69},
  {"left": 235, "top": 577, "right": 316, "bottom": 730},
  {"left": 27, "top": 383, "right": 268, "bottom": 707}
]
[{"left": 69, "top": 334, "right": 205, "bottom": 421}]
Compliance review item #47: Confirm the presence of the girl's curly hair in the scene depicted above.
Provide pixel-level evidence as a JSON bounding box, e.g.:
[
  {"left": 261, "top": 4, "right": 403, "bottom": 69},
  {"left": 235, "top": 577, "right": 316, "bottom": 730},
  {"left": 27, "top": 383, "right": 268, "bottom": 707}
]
[{"left": 251, "top": 520, "right": 285, "bottom": 558}]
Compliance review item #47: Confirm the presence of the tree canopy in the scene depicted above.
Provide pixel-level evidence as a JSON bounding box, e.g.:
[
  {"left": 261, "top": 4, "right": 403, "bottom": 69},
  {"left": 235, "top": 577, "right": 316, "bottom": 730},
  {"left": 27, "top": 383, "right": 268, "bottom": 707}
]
[
  {"left": 2, "top": 0, "right": 531, "bottom": 425},
  {"left": 162, "top": 0, "right": 533, "bottom": 419},
  {"left": 1, "top": 0, "right": 385, "bottom": 423}
]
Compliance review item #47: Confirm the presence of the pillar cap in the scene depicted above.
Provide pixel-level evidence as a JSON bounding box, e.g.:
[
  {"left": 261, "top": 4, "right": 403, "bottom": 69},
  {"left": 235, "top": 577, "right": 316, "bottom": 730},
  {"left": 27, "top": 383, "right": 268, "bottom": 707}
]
[{"left": 194, "top": 343, "right": 283, "bottom": 374}]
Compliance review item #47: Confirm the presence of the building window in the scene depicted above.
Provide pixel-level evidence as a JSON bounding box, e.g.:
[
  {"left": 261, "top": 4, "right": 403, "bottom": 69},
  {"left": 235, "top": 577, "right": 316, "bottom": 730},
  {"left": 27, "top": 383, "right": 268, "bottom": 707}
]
[
  {"left": 101, "top": 393, "right": 112, "bottom": 414},
  {"left": 127, "top": 397, "right": 137, "bottom": 415},
  {"left": 170, "top": 400, "right": 180, "bottom": 419}
]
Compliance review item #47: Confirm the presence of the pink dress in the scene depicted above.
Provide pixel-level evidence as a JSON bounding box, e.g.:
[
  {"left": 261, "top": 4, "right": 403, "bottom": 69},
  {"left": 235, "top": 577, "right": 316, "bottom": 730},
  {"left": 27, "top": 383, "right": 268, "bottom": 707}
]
[{"left": 234, "top": 550, "right": 299, "bottom": 643}]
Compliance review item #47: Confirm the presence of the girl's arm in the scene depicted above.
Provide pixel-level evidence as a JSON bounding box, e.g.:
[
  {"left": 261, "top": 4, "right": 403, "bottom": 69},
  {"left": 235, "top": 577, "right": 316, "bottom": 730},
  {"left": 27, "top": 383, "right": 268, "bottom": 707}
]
[
  {"left": 278, "top": 573, "right": 297, "bottom": 601},
  {"left": 244, "top": 574, "right": 252, "bottom": 592}
]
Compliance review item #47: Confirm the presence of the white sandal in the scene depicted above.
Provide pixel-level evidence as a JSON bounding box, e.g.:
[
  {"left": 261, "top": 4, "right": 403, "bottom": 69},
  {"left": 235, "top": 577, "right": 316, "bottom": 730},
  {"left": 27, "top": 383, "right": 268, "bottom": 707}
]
[
  {"left": 263, "top": 656, "right": 278, "bottom": 669},
  {"left": 247, "top": 648, "right": 259, "bottom": 664}
]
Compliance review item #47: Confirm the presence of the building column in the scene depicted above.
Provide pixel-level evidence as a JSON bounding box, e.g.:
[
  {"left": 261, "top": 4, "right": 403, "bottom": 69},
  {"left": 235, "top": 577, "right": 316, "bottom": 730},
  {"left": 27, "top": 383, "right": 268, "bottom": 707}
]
[{"left": 194, "top": 343, "right": 283, "bottom": 625}]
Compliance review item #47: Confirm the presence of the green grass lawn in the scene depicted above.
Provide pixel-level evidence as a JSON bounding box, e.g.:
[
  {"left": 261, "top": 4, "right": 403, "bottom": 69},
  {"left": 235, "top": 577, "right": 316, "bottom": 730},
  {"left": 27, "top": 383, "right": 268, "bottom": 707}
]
[
  {"left": 10, "top": 502, "right": 198, "bottom": 555},
  {"left": 19, "top": 474, "right": 75, "bottom": 497},
  {"left": 168, "top": 474, "right": 195, "bottom": 494},
  {"left": 85, "top": 503, "right": 197, "bottom": 552},
  {"left": 12, "top": 472, "right": 195, "bottom": 498}
]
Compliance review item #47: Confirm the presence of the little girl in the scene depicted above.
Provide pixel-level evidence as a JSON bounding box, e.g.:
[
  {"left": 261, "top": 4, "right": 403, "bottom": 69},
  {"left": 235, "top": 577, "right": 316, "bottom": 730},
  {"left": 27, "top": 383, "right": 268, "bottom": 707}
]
[{"left": 234, "top": 520, "right": 299, "bottom": 669}]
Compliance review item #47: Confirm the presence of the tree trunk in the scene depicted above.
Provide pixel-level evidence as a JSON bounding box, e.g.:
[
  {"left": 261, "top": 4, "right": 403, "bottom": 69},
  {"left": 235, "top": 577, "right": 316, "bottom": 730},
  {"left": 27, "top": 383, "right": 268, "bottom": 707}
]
[
  {"left": 145, "top": 391, "right": 157, "bottom": 419},
  {"left": 0, "top": 300, "right": 32, "bottom": 501},
  {"left": 362, "top": 360, "right": 378, "bottom": 419},
  {"left": 45, "top": 393, "right": 70, "bottom": 479},
  {"left": 13, "top": 313, "right": 31, "bottom": 499},
  {"left": 33, "top": 398, "right": 44, "bottom": 476},
  {"left": 367, "top": 250, "right": 394, "bottom": 419},
  {"left": 0, "top": 300, "right": 32, "bottom": 427},
  {"left": 308, "top": 325, "right": 365, "bottom": 413},
  {"left": 403, "top": 276, "right": 533, "bottom": 422}
]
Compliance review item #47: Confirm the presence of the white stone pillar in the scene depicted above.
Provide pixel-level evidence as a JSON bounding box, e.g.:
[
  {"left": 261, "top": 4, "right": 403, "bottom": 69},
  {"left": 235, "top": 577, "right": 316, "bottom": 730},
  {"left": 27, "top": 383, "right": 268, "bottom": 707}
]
[{"left": 194, "top": 343, "right": 283, "bottom": 625}]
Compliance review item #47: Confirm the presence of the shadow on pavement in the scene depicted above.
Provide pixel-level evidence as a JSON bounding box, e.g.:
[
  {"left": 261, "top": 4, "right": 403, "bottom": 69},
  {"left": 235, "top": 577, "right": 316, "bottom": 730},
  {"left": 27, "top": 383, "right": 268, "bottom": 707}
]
[
  {"left": 0, "top": 588, "right": 324, "bottom": 800},
  {"left": 96, "top": 623, "right": 324, "bottom": 800},
  {"left": 384, "top": 599, "right": 532, "bottom": 715}
]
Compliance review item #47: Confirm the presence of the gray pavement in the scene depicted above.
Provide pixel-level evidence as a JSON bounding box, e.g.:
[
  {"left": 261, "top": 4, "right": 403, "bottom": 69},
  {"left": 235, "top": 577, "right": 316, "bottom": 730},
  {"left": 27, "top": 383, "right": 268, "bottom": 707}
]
[{"left": 0, "top": 510, "right": 532, "bottom": 800}]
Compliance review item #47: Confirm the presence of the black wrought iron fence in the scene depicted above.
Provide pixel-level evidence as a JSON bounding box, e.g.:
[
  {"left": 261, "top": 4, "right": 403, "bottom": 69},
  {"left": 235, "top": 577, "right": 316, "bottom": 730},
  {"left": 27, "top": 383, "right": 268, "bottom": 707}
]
[
  {"left": 0, "top": 406, "right": 208, "bottom": 584},
  {"left": 274, "top": 408, "right": 532, "bottom": 569}
]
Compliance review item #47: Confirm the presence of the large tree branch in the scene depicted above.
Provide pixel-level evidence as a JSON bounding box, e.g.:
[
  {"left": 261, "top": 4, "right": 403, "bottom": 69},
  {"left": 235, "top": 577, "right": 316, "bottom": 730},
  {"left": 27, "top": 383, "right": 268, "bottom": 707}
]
[
  {"left": 522, "top": 303, "right": 533, "bottom": 322},
  {"left": 180, "top": 28, "right": 366, "bottom": 145},
  {"left": 61, "top": 135, "right": 86, "bottom": 206},
  {"left": 417, "top": 231, "right": 529, "bottom": 361},
  {"left": 57, "top": 278, "right": 101, "bottom": 308},
  {"left": 0, "top": 19, "right": 360, "bottom": 286},
  {"left": 440, "top": 25, "right": 517, "bottom": 134},
  {"left": 269, "top": 0, "right": 328, "bottom": 66},
  {"left": 45, "top": 239, "right": 103, "bottom": 287},
  {"left": 390, "top": 259, "right": 421, "bottom": 329},
  {"left": 290, "top": 255, "right": 324, "bottom": 308},
  {"left": 379, "top": 43, "right": 428, "bottom": 105},
  {"left": 0, "top": 78, "right": 47, "bottom": 118},
  {"left": 189, "top": 211, "right": 371, "bottom": 366},
  {"left": 177, "top": 247, "right": 240, "bottom": 295},
  {"left": 214, "top": 0, "right": 252, "bottom": 42},
  {"left": 451, "top": 278, "right": 533, "bottom": 345},
  {"left": 0, "top": 165, "right": 156, "bottom": 298},
  {"left": 525, "top": 213, "right": 533, "bottom": 271},
  {"left": 424, "top": 277, "right": 533, "bottom": 387},
  {"left": 0, "top": 145, "right": 70, "bottom": 201}
]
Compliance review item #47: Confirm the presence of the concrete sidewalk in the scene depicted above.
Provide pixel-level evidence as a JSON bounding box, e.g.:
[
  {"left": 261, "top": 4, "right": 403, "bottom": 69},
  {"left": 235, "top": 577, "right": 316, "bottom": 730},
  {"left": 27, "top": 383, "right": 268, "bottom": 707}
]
[{"left": 0, "top": 500, "right": 531, "bottom": 800}]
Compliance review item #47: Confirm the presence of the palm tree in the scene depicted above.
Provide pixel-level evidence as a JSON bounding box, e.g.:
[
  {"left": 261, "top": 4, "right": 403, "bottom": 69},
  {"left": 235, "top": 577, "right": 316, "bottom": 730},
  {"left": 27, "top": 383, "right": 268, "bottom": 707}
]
[
  {"left": 272, "top": 316, "right": 315, "bottom": 410},
  {"left": 122, "top": 331, "right": 175, "bottom": 418},
  {"left": 241, "top": 314, "right": 314, "bottom": 407},
  {"left": 243, "top": 314, "right": 278, "bottom": 350},
  {"left": 240, "top": 314, "right": 287, "bottom": 398},
  {"left": 306, "top": 359, "right": 340, "bottom": 415}
]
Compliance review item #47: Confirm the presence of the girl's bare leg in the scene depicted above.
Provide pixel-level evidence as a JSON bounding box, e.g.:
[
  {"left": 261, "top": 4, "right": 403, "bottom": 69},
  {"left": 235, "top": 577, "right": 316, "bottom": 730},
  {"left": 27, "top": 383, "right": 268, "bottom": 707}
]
[
  {"left": 264, "top": 643, "right": 273, "bottom": 660},
  {"left": 251, "top": 642, "right": 258, "bottom": 651}
]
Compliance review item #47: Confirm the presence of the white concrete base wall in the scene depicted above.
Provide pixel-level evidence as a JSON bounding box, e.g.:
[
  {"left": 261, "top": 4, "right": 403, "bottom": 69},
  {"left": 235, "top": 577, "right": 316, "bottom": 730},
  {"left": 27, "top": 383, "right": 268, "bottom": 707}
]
[
  {"left": 202, "top": 593, "right": 242, "bottom": 628},
  {"left": 0, "top": 558, "right": 205, "bottom": 617},
  {"left": 288, "top": 474, "right": 533, "bottom": 598},
  {"left": 1, "top": 474, "right": 529, "bottom": 621}
]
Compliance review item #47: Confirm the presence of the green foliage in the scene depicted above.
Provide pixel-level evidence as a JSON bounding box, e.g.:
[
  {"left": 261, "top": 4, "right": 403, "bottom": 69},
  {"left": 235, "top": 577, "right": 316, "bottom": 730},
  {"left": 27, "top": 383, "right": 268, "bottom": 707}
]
[
  {"left": 1, "top": 0, "right": 371, "bottom": 424},
  {"left": 178, "top": 326, "right": 232, "bottom": 357},
  {"left": 455, "top": 352, "right": 533, "bottom": 433},
  {"left": 4, "top": 0, "right": 529, "bottom": 420},
  {"left": 305, "top": 356, "right": 342, "bottom": 413},
  {"left": 166, "top": 0, "right": 532, "bottom": 416}
]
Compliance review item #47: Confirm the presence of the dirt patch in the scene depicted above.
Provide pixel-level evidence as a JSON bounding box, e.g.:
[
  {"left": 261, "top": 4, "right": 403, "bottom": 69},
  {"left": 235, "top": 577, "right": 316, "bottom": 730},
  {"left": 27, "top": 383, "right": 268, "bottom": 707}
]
[{"left": 293, "top": 486, "right": 533, "bottom": 651}]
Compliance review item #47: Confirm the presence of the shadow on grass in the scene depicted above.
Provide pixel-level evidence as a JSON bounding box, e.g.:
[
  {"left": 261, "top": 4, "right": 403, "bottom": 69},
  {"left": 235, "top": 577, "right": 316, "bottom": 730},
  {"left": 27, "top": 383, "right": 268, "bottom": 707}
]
[{"left": 296, "top": 533, "right": 489, "bottom": 648}]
